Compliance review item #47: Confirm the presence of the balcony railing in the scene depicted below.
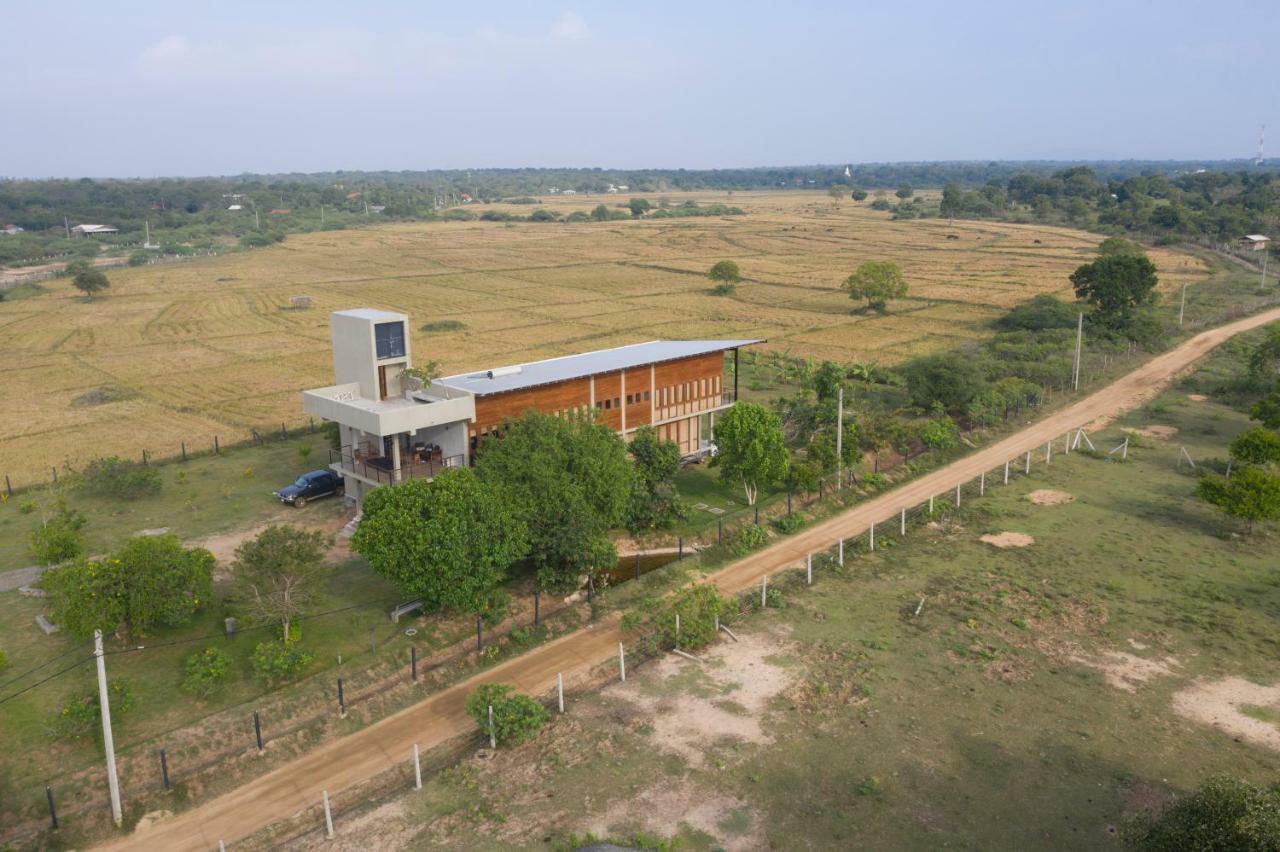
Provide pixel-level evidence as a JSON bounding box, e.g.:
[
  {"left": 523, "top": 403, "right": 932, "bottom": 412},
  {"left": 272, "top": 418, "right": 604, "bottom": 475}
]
[{"left": 328, "top": 446, "right": 463, "bottom": 486}]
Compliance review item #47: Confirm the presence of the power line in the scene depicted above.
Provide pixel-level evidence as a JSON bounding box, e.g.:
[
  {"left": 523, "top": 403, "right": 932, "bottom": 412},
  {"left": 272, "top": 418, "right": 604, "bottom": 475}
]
[
  {"left": 0, "top": 654, "right": 96, "bottom": 707},
  {"left": 0, "top": 637, "right": 95, "bottom": 692}
]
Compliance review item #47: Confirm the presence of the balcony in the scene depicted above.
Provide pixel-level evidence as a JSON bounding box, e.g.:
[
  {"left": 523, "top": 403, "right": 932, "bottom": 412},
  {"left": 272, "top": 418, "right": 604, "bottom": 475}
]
[{"left": 329, "top": 445, "right": 464, "bottom": 486}]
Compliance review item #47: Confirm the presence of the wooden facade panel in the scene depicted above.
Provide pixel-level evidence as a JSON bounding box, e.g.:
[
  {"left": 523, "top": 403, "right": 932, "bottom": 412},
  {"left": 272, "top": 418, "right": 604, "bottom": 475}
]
[{"left": 468, "top": 351, "right": 731, "bottom": 455}]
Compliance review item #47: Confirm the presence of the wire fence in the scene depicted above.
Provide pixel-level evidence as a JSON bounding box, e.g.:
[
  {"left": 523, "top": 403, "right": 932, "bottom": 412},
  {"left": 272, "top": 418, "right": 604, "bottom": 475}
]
[{"left": 3, "top": 419, "right": 1127, "bottom": 849}]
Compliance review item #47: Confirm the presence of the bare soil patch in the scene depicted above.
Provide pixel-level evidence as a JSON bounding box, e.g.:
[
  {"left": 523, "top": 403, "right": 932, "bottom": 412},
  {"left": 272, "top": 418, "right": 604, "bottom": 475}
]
[
  {"left": 1172, "top": 677, "right": 1280, "bottom": 752},
  {"left": 1027, "top": 489, "right": 1074, "bottom": 506},
  {"left": 615, "top": 628, "right": 793, "bottom": 770},
  {"left": 1126, "top": 425, "right": 1179, "bottom": 440},
  {"left": 980, "top": 531, "right": 1034, "bottom": 548},
  {"left": 1072, "top": 651, "right": 1179, "bottom": 693},
  {"left": 588, "top": 780, "right": 760, "bottom": 852},
  {"left": 1187, "top": 393, "right": 1208, "bottom": 402}
]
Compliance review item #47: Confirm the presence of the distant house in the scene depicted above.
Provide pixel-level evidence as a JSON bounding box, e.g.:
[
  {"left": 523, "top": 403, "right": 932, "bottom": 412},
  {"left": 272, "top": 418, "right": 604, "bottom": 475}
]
[
  {"left": 606, "top": 185, "right": 618, "bottom": 194},
  {"left": 227, "top": 205, "right": 243, "bottom": 211},
  {"left": 617, "top": 185, "right": 629, "bottom": 191},
  {"left": 548, "top": 187, "right": 560, "bottom": 194},
  {"left": 270, "top": 208, "right": 292, "bottom": 215},
  {"left": 460, "top": 194, "right": 473, "bottom": 203},
  {"left": 369, "top": 205, "right": 386, "bottom": 213},
  {"left": 1240, "top": 234, "right": 1271, "bottom": 251},
  {"left": 562, "top": 189, "right": 577, "bottom": 196},
  {"left": 70, "top": 224, "right": 119, "bottom": 236},
  {"left": 1, "top": 224, "right": 24, "bottom": 235}
]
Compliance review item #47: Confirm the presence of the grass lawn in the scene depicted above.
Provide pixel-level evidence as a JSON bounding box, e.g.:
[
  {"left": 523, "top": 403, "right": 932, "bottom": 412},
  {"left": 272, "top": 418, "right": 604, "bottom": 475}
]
[
  {"left": 320, "top": 325, "right": 1280, "bottom": 851},
  {"left": 0, "top": 432, "right": 336, "bottom": 571}
]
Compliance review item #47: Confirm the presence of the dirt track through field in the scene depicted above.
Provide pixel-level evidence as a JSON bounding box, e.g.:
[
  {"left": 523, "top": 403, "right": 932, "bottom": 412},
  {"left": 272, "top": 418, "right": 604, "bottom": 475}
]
[{"left": 100, "top": 306, "right": 1280, "bottom": 851}]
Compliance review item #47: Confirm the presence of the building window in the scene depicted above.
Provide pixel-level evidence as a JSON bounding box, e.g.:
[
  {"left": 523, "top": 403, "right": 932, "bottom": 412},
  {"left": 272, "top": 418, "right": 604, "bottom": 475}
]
[
  {"left": 614, "top": 397, "right": 621, "bottom": 409},
  {"left": 374, "top": 321, "right": 406, "bottom": 360},
  {"left": 626, "top": 394, "right": 633, "bottom": 405},
  {"left": 644, "top": 390, "right": 650, "bottom": 401},
  {"left": 597, "top": 401, "right": 604, "bottom": 410}
]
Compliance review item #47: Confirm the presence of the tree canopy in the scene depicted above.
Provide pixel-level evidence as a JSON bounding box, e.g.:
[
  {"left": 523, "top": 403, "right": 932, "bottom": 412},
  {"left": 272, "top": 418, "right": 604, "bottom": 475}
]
[
  {"left": 625, "top": 425, "right": 683, "bottom": 536},
  {"left": 1229, "top": 427, "right": 1280, "bottom": 467},
  {"left": 1069, "top": 254, "right": 1159, "bottom": 332},
  {"left": 712, "top": 402, "right": 789, "bottom": 505},
  {"left": 842, "top": 261, "right": 908, "bottom": 312},
  {"left": 1124, "top": 775, "right": 1280, "bottom": 851},
  {"left": 44, "top": 534, "right": 213, "bottom": 639},
  {"left": 1196, "top": 466, "right": 1280, "bottom": 533},
  {"left": 476, "top": 411, "right": 633, "bottom": 590},
  {"left": 71, "top": 267, "right": 110, "bottom": 298},
  {"left": 353, "top": 469, "right": 528, "bottom": 612},
  {"left": 901, "top": 352, "right": 988, "bottom": 415},
  {"left": 233, "top": 525, "right": 333, "bottom": 641},
  {"left": 708, "top": 260, "right": 742, "bottom": 284}
]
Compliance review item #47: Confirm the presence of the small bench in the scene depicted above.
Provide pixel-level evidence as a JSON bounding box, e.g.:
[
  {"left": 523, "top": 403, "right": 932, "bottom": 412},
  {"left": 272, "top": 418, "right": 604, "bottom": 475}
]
[
  {"left": 36, "top": 614, "right": 60, "bottom": 635},
  {"left": 391, "top": 599, "right": 424, "bottom": 623}
]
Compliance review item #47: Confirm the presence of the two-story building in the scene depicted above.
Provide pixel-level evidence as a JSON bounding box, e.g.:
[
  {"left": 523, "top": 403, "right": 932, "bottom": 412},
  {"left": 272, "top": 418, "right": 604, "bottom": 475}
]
[{"left": 303, "top": 308, "right": 762, "bottom": 507}]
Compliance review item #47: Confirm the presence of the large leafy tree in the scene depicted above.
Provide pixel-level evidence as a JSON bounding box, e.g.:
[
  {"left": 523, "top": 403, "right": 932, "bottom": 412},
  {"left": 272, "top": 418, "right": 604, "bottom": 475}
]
[
  {"left": 353, "top": 469, "right": 528, "bottom": 612},
  {"left": 842, "top": 261, "right": 908, "bottom": 312},
  {"left": 901, "top": 352, "right": 987, "bottom": 415},
  {"left": 1196, "top": 466, "right": 1280, "bottom": 534},
  {"left": 233, "top": 525, "right": 333, "bottom": 641},
  {"left": 71, "top": 267, "right": 110, "bottom": 298},
  {"left": 712, "top": 402, "right": 789, "bottom": 505},
  {"left": 1252, "top": 379, "right": 1280, "bottom": 430},
  {"left": 1069, "top": 254, "right": 1159, "bottom": 331},
  {"left": 1248, "top": 324, "right": 1280, "bottom": 379},
  {"left": 1229, "top": 427, "right": 1280, "bottom": 467},
  {"left": 44, "top": 534, "right": 213, "bottom": 639},
  {"left": 1124, "top": 775, "right": 1280, "bottom": 851},
  {"left": 626, "top": 425, "right": 682, "bottom": 536},
  {"left": 477, "top": 411, "right": 633, "bottom": 590},
  {"left": 708, "top": 260, "right": 741, "bottom": 284}
]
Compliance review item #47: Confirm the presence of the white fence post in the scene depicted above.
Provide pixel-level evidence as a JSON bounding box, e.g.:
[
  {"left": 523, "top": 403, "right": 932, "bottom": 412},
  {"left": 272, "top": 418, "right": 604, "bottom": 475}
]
[
  {"left": 955, "top": 483, "right": 961, "bottom": 507},
  {"left": 488, "top": 705, "right": 497, "bottom": 748},
  {"left": 1025, "top": 450, "right": 1031, "bottom": 474},
  {"left": 413, "top": 744, "right": 422, "bottom": 790},
  {"left": 1003, "top": 460, "right": 1010, "bottom": 484},
  {"left": 618, "top": 643, "right": 626, "bottom": 682},
  {"left": 869, "top": 522, "right": 876, "bottom": 551},
  {"left": 979, "top": 472, "right": 985, "bottom": 496},
  {"left": 323, "top": 790, "right": 335, "bottom": 840},
  {"left": 557, "top": 672, "right": 565, "bottom": 713},
  {"left": 1046, "top": 441, "right": 1052, "bottom": 463},
  {"left": 838, "top": 539, "right": 844, "bottom": 566},
  {"left": 761, "top": 575, "right": 768, "bottom": 608},
  {"left": 900, "top": 507, "right": 906, "bottom": 535},
  {"left": 806, "top": 553, "right": 813, "bottom": 584}
]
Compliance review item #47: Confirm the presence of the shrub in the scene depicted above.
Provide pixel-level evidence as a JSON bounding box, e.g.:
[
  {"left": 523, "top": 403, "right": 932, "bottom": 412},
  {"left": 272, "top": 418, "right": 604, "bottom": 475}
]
[
  {"left": 81, "top": 456, "right": 162, "bottom": 500},
  {"left": 995, "top": 295, "right": 1079, "bottom": 332},
  {"left": 731, "top": 523, "right": 769, "bottom": 556},
  {"left": 421, "top": 319, "right": 467, "bottom": 333},
  {"left": 19, "top": 498, "right": 36, "bottom": 514},
  {"left": 1124, "top": 775, "right": 1280, "bottom": 851},
  {"left": 183, "top": 647, "right": 233, "bottom": 698},
  {"left": 862, "top": 472, "right": 887, "bottom": 489},
  {"left": 49, "top": 679, "right": 134, "bottom": 740},
  {"left": 625, "top": 585, "right": 730, "bottom": 652},
  {"left": 30, "top": 506, "right": 87, "bottom": 565},
  {"left": 918, "top": 416, "right": 960, "bottom": 450},
  {"left": 771, "top": 514, "right": 806, "bottom": 535},
  {"left": 127, "top": 251, "right": 151, "bottom": 267},
  {"left": 251, "top": 637, "right": 314, "bottom": 685},
  {"left": 869, "top": 199, "right": 892, "bottom": 211},
  {"left": 465, "top": 683, "right": 549, "bottom": 746},
  {"left": 711, "top": 282, "right": 736, "bottom": 296}
]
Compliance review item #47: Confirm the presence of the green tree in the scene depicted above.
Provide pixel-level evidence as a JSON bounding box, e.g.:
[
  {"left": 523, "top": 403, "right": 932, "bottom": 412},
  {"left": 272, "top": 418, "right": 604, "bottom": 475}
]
[
  {"left": 1124, "top": 775, "right": 1280, "bottom": 851},
  {"left": 850, "top": 188, "right": 868, "bottom": 201},
  {"left": 30, "top": 505, "right": 87, "bottom": 566},
  {"left": 1251, "top": 378, "right": 1280, "bottom": 429},
  {"left": 918, "top": 415, "right": 960, "bottom": 449},
  {"left": 465, "top": 683, "right": 549, "bottom": 746},
  {"left": 43, "top": 534, "right": 214, "bottom": 639},
  {"left": 1248, "top": 324, "right": 1280, "bottom": 379},
  {"left": 1196, "top": 466, "right": 1280, "bottom": 533},
  {"left": 994, "top": 294, "right": 1080, "bottom": 331},
  {"left": 1069, "top": 254, "right": 1160, "bottom": 331},
  {"left": 939, "top": 183, "right": 962, "bottom": 218},
  {"left": 353, "top": 469, "right": 528, "bottom": 612},
  {"left": 712, "top": 402, "right": 789, "bottom": 505},
  {"left": 811, "top": 360, "right": 844, "bottom": 402},
  {"left": 708, "top": 260, "right": 741, "bottom": 284},
  {"left": 590, "top": 203, "right": 610, "bottom": 221},
  {"left": 71, "top": 267, "right": 110, "bottom": 298},
  {"left": 842, "top": 261, "right": 908, "bottom": 312},
  {"left": 1229, "top": 427, "right": 1280, "bottom": 466},
  {"left": 233, "top": 525, "right": 333, "bottom": 641},
  {"left": 626, "top": 425, "right": 682, "bottom": 536},
  {"left": 477, "top": 411, "right": 632, "bottom": 590},
  {"left": 628, "top": 197, "right": 651, "bottom": 218},
  {"left": 1097, "top": 236, "right": 1147, "bottom": 258},
  {"left": 827, "top": 184, "right": 848, "bottom": 204},
  {"left": 901, "top": 352, "right": 987, "bottom": 414},
  {"left": 895, "top": 185, "right": 914, "bottom": 199}
]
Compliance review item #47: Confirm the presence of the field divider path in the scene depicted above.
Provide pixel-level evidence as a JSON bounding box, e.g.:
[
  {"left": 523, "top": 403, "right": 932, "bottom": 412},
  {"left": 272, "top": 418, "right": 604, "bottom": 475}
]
[{"left": 100, "top": 305, "right": 1280, "bottom": 851}]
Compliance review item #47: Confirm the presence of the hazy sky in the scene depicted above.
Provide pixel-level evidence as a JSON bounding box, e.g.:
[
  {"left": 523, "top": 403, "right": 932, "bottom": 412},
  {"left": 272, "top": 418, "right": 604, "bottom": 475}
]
[{"left": 3, "top": 1, "right": 1276, "bottom": 177}]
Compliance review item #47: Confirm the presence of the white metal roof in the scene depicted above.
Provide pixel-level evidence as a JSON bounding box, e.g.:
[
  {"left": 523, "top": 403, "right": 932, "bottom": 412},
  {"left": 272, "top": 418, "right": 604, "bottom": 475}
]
[
  {"left": 334, "top": 308, "right": 406, "bottom": 322},
  {"left": 436, "top": 339, "right": 764, "bottom": 396},
  {"left": 1243, "top": 234, "right": 1270, "bottom": 241}
]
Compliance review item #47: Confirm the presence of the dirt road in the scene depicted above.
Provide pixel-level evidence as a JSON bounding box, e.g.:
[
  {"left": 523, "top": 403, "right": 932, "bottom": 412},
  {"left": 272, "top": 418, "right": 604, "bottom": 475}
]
[{"left": 103, "top": 306, "right": 1280, "bottom": 851}]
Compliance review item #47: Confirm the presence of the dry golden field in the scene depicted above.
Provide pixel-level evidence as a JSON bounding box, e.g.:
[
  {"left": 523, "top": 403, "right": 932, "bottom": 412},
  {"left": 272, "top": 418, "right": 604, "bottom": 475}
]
[{"left": 0, "top": 191, "right": 1208, "bottom": 483}]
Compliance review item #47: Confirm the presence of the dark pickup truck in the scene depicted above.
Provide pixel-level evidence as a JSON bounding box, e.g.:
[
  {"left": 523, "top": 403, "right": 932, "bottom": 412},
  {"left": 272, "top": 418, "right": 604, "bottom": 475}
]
[{"left": 274, "top": 470, "right": 344, "bottom": 507}]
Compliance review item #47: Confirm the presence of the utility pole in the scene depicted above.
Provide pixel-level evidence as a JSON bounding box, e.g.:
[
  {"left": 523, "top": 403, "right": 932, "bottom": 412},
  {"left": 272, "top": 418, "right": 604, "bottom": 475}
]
[
  {"left": 1071, "top": 312, "right": 1083, "bottom": 391},
  {"left": 1179, "top": 283, "right": 1187, "bottom": 327},
  {"left": 320, "top": 204, "right": 325, "bottom": 225},
  {"left": 94, "top": 630, "right": 123, "bottom": 826},
  {"left": 1261, "top": 250, "right": 1270, "bottom": 292},
  {"left": 835, "top": 386, "right": 844, "bottom": 486},
  {"left": 64, "top": 216, "right": 71, "bottom": 239}
]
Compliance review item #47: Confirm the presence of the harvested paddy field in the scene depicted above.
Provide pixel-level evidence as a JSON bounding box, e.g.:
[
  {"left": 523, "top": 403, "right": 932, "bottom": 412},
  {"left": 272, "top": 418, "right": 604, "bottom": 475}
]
[{"left": 0, "top": 191, "right": 1208, "bottom": 482}]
